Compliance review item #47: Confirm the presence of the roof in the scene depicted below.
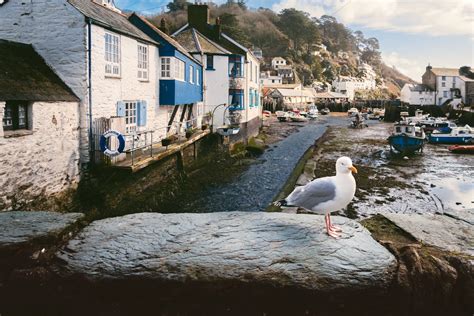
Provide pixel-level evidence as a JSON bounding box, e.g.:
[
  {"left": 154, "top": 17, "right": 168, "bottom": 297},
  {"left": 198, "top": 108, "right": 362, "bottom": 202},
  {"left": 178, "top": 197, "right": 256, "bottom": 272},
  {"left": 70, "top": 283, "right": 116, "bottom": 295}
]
[
  {"left": 128, "top": 14, "right": 198, "bottom": 63},
  {"left": 314, "top": 91, "right": 349, "bottom": 99},
  {"left": 272, "top": 57, "right": 286, "bottom": 61},
  {"left": 174, "top": 28, "right": 231, "bottom": 55},
  {"left": 459, "top": 76, "right": 474, "bottom": 82},
  {"left": 68, "top": 0, "right": 157, "bottom": 44},
  {"left": 404, "top": 84, "right": 434, "bottom": 92},
  {"left": 430, "top": 68, "right": 459, "bottom": 76},
  {"left": 274, "top": 88, "right": 313, "bottom": 97},
  {"left": 0, "top": 40, "right": 79, "bottom": 102}
]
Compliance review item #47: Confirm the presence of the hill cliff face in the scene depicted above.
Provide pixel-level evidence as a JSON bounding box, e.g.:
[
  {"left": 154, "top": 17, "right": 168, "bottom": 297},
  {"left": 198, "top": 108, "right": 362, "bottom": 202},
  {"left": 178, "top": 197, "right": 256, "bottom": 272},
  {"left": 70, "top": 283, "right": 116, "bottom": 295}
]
[{"left": 149, "top": 1, "right": 414, "bottom": 96}]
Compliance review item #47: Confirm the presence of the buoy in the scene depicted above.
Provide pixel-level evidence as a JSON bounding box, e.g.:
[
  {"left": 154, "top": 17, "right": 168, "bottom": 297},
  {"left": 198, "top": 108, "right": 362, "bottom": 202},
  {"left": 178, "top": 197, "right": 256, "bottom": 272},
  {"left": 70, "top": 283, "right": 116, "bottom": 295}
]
[{"left": 100, "top": 130, "right": 126, "bottom": 157}]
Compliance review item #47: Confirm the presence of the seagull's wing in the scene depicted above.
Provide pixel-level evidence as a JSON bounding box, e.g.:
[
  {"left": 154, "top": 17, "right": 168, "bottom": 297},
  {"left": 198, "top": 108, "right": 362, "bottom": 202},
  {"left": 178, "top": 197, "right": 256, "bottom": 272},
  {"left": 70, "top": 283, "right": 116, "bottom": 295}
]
[{"left": 286, "top": 177, "right": 336, "bottom": 210}]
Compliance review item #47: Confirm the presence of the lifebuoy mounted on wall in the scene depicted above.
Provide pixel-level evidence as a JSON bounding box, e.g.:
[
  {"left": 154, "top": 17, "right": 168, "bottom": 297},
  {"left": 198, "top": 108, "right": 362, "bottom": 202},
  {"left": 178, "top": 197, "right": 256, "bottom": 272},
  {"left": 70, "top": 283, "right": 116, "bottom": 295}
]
[{"left": 100, "top": 130, "right": 125, "bottom": 157}]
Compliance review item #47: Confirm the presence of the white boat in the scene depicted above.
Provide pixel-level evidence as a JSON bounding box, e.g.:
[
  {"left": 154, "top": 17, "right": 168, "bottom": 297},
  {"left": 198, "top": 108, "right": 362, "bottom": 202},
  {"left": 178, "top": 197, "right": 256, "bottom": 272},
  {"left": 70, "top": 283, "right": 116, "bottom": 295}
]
[
  {"left": 288, "top": 112, "right": 308, "bottom": 122},
  {"left": 348, "top": 108, "right": 359, "bottom": 116},
  {"left": 428, "top": 125, "right": 474, "bottom": 144},
  {"left": 276, "top": 111, "right": 289, "bottom": 122}
]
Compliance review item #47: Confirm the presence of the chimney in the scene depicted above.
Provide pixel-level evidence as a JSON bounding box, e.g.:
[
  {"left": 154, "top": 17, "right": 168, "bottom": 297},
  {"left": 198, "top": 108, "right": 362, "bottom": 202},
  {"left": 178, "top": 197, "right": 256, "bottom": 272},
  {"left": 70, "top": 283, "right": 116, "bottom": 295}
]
[
  {"left": 160, "top": 18, "right": 169, "bottom": 35},
  {"left": 214, "top": 17, "right": 221, "bottom": 40},
  {"left": 426, "top": 63, "right": 432, "bottom": 71},
  {"left": 188, "top": 4, "right": 209, "bottom": 30}
]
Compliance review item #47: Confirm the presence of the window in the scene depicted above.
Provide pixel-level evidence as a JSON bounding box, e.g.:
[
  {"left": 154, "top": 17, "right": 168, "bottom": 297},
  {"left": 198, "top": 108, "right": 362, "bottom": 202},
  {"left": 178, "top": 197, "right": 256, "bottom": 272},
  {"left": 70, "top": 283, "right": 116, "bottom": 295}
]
[
  {"left": 105, "top": 32, "right": 120, "bottom": 76},
  {"left": 442, "top": 76, "right": 446, "bottom": 81},
  {"left": 250, "top": 61, "right": 253, "bottom": 82},
  {"left": 229, "top": 89, "right": 244, "bottom": 110},
  {"left": 229, "top": 55, "right": 243, "bottom": 77},
  {"left": 443, "top": 91, "right": 448, "bottom": 98},
  {"left": 2, "top": 101, "right": 28, "bottom": 131},
  {"left": 196, "top": 69, "right": 200, "bottom": 85},
  {"left": 442, "top": 82, "right": 446, "bottom": 87},
  {"left": 137, "top": 44, "right": 148, "bottom": 80},
  {"left": 161, "top": 57, "right": 171, "bottom": 78},
  {"left": 189, "top": 65, "right": 194, "bottom": 83},
  {"left": 125, "top": 101, "right": 137, "bottom": 134},
  {"left": 175, "top": 59, "right": 185, "bottom": 81},
  {"left": 206, "top": 55, "right": 214, "bottom": 70}
]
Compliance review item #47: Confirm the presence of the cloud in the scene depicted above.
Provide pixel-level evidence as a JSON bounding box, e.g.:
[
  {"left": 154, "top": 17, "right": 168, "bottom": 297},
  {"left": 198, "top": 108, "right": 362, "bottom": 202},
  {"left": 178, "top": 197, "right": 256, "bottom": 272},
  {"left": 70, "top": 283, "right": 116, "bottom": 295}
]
[
  {"left": 382, "top": 51, "right": 425, "bottom": 81},
  {"left": 272, "top": 0, "right": 474, "bottom": 38}
]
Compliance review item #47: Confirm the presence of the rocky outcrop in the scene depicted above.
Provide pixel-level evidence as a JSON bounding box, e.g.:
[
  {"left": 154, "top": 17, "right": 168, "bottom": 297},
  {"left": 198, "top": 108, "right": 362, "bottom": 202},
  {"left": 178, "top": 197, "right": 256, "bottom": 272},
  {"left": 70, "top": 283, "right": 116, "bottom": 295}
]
[
  {"left": 58, "top": 212, "right": 397, "bottom": 292},
  {"left": 0, "top": 211, "right": 84, "bottom": 251}
]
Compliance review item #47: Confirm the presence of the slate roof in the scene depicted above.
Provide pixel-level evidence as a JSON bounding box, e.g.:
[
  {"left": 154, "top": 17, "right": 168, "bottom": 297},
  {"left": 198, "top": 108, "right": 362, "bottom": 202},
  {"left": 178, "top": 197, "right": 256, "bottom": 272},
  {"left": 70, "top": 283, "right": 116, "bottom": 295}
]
[
  {"left": 430, "top": 68, "right": 460, "bottom": 76},
  {"left": 128, "top": 13, "right": 199, "bottom": 63},
  {"left": 68, "top": 0, "right": 157, "bottom": 44},
  {"left": 173, "top": 28, "right": 231, "bottom": 55},
  {"left": 0, "top": 40, "right": 79, "bottom": 102}
]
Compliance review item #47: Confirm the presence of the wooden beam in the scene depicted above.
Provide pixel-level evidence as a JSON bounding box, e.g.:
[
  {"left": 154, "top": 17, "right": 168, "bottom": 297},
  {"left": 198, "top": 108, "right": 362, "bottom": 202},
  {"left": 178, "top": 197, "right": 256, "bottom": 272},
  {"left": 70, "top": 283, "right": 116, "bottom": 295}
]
[{"left": 167, "top": 105, "right": 180, "bottom": 133}]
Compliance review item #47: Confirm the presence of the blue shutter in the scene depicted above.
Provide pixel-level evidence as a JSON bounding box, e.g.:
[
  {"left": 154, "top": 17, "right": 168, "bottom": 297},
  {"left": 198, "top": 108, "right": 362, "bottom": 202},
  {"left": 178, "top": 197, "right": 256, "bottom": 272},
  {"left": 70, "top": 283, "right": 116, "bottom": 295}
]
[
  {"left": 137, "top": 100, "right": 147, "bottom": 126},
  {"left": 116, "top": 101, "right": 125, "bottom": 117}
]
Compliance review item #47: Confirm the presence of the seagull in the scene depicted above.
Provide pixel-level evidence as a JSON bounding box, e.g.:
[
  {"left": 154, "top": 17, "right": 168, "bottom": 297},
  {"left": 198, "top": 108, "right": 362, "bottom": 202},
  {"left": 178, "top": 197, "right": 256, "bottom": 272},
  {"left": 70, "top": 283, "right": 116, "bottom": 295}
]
[{"left": 274, "top": 157, "right": 358, "bottom": 238}]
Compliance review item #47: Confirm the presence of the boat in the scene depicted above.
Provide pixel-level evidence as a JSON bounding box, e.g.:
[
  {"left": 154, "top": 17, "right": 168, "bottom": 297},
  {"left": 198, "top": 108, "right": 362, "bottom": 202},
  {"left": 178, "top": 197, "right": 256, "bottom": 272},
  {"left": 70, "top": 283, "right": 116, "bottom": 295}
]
[
  {"left": 320, "top": 108, "right": 330, "bottom": 115},
  {"left": 307, "top": 105, "right": 319, "bottom": 119},
  {"left": 428, "top": 125, "right": 474, "bottom": 144},
  {"left": 348, "top": 108, "right": 359, "bottom": 117},
  {"left": 448, "top": 144, "right": 474, "bottom": 154},
  {"left": 276, "top": 111, "right": 289, "bottom": 122},
  {"left": 288, "top": 112, "right": 308, "bottom": 122},
  {"left": 388, "top": 122, "right": 426, "bottom": 154}
]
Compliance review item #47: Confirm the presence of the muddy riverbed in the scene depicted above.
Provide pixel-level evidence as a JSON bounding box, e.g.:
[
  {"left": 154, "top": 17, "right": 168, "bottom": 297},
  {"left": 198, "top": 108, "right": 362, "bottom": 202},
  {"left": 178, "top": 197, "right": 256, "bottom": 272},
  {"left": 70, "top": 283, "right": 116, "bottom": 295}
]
[{"left": 311, "top": 121, "right": 474, "bottom": 219}]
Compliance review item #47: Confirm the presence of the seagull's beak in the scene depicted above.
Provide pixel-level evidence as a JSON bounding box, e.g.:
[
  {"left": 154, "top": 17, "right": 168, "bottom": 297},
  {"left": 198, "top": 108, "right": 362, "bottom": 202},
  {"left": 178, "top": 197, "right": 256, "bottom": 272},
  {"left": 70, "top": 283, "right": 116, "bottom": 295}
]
[{"left": 349, "top": 166, "right": 358, "bottom": 174}]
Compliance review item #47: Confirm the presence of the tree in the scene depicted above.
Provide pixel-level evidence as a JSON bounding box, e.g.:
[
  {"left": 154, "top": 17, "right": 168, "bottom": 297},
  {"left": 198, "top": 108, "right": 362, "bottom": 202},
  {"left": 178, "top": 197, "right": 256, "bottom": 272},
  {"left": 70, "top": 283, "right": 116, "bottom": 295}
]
[
  {"left": 167, "top": 0, "right": 188, "bottom": 12},
  {"left": 219, "top": 13, "right": 249, "bottom": 45},
  {"left": 277, "top": 9, "right": 311, "bottom": 51}
]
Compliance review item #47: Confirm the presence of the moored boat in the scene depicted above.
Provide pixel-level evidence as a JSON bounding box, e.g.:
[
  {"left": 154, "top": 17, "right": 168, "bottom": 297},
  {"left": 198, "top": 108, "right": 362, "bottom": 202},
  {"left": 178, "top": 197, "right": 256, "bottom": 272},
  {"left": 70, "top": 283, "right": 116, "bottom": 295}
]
[
  {"left": 388, "top": 122, "right": 426, "bottom": 154},
  {"left": 289, "top": 112, "right": 308, "bottom": 122},
  {"left": 428, "top": 125, "right": 473, "bottom": 144},
  {"left": 448, "top": 144, "right": 474, "bottom": 154},
  {"left": 276, "top": 111, "right": 289, "bottom": 122}
]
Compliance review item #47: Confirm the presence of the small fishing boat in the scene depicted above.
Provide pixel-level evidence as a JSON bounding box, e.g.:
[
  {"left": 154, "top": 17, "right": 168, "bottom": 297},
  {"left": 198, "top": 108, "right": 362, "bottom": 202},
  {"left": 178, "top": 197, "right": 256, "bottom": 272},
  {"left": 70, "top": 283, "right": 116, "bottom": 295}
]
[
  {"left": 388, "top": 122, "right": 426, "bottom": 154},
  {"left": 289, "top": 112, "right": 308, "bottom": 122},
  {"left": 320, "top": 108, "right": 330, "bottom": 115},
  {"left": 307, "top": 105, "right": 319, "bottom": 119},
  {"left": 276, "top": 111, "right": 289, "bottom": 122},
  {"left": 448, "top": 144, "right": 474, "bottom": 154},
  {"left": 428, "top": 125, "right": 473, "bottom": 144}
]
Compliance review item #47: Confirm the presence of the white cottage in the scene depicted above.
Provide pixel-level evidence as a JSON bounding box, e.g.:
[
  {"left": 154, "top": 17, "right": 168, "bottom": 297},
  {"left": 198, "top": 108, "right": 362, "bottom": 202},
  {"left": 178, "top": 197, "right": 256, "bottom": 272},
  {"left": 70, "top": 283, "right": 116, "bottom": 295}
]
[
  {"left": 0, "top": 0, "right": 163, "bottom": 166},
  {"left": 0, "top": 40, "right": 80, "bottom": 210},
  {"left": 400, "top": 84, "right": 435, "bottom": 105}
]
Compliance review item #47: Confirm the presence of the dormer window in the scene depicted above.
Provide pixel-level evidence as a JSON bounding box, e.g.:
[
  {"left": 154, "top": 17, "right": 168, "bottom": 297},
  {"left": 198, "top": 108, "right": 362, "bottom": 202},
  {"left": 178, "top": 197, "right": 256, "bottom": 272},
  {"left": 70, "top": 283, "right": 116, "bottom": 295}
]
[{"left": 100, "top": 0, "right": 121, "bottom": 13}]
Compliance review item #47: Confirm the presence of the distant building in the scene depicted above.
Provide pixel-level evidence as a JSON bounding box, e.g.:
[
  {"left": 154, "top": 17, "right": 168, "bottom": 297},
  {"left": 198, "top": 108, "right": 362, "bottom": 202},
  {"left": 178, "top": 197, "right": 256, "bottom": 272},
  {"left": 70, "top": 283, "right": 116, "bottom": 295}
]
[
  {"left": 260, "top": 75, "right": 283, "bottom": 86},
  {"left": 270, "top": 87, "right": 314, "bottom": 109},
  {"left": 277, "top": 66, "right": 295, "bottom": 84},
  {"left": 400, "top": 84, "right": 435, "bottom": 105},
  {"left": 251, "top": 47, "right": 263, "bottom": 60},
  {"left": 422, "top": 65, "right": 474, "bottom": 106},
  {"left": 331, "top": 76, "right": 376, "bottom": 100},
  {"left": 314, "top": 91, "right": 349, "bottom": 103},
  {"left": 271, "top": 57, "right": 287, "bottom": 70}
]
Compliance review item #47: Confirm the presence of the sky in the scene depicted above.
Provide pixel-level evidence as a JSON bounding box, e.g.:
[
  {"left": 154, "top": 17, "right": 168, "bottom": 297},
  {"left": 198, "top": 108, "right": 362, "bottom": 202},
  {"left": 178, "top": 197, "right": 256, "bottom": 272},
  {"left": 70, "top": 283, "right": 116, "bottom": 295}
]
[{"left": 116, "top": 0, "right": 474, "bottom": 81}]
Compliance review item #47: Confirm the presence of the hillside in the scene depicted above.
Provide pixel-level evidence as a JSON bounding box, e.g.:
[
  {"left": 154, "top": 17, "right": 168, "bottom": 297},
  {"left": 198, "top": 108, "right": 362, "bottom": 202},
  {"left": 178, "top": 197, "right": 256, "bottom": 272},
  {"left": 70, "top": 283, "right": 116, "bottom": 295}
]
[{"left": 148, "top": 0, "right": 414, "bottom": 96}]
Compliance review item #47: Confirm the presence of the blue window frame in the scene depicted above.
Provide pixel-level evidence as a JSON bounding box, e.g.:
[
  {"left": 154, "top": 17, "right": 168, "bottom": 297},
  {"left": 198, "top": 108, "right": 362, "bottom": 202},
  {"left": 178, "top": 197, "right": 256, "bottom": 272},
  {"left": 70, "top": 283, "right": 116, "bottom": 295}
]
[
  {"left": 229, "top": 89, "right": 244, "bottom": 110},
  {"left": 229, "top": 55, "right": 243, "bottom": 77}
]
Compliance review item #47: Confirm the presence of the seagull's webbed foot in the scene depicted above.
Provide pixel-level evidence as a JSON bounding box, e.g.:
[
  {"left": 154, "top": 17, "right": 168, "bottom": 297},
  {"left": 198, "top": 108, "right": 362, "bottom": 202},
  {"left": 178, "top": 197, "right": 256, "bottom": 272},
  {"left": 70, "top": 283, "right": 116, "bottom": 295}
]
[
  {"left": 326, "top": 228, "right": 341, "bottom": 238},
  {"left": 330, "top": 225, "right": 342, "bottom": 232}
]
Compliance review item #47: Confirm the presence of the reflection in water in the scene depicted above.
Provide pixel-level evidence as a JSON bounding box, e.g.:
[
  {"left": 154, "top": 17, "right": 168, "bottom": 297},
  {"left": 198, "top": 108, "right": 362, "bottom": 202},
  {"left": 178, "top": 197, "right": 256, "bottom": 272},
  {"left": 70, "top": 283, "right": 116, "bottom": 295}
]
[{"left": 431, "top": 178, "right": 474, "bottom": 211}]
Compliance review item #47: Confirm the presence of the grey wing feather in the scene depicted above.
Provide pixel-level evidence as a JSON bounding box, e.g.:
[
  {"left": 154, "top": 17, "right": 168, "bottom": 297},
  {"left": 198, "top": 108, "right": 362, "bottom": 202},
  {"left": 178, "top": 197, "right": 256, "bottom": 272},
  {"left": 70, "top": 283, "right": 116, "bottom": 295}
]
[{"left": 286, "top": 177, "right": 336, "bottom": 210}]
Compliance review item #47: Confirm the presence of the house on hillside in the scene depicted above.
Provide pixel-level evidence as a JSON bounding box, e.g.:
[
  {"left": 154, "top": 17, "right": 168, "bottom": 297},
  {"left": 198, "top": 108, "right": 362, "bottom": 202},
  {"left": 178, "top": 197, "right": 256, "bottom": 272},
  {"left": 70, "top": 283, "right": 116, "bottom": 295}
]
[
  {"left": 271, "top": 57, "right": 286, "bottom": 70},
  {"left": 0, "top": 0, "right": 162, "bottom": 166},
  {"left": 0, "top": 40, "right": 80, "bottom": 209},
  {"left": 422, "top": 65, "right": 474, "bottom": 107},
  {"left": 172, "top": 4, "right": 262, "bottom": 142},
  {"left": 400, "top": 84, "right": 435, "bottom": 105},
  {"left": 128, "top": 14, "right": 204, "bottom": 134},
  {"left": 277, "top": 66, "right": 295, "bottom": 84}
]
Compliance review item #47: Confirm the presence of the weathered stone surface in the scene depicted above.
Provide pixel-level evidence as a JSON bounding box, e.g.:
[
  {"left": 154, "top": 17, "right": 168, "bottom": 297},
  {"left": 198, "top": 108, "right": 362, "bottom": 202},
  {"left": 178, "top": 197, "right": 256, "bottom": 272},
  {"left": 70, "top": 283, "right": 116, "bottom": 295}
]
[
  {"left": 58, "top": 212, "right": 396, "bottom": 291},
  {"left": 383, "top": 213, "right": 474, "bottom": 256},
  {"left": 0, "top": 211, "right": 84, "bottom": 249},
  {"left": 441, "top": 208, "right": 474, "bottom": 225}
]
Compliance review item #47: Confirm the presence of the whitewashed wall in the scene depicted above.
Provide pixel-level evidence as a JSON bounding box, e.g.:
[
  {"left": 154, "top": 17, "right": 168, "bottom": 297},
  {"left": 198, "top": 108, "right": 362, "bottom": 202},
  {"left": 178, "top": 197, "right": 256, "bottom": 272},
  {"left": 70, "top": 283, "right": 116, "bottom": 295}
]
[
  {"left": 0, "top": 0, "right": 89, "bottom": 161},
  {"left": 245, "top": 53, "right": 261, "bottom": 129},
  {"left": 0, "top": 101, "right": 81, "bottom": 210},
  {"left": 90, "top": 25, "right": 161, "bottom": 135}
]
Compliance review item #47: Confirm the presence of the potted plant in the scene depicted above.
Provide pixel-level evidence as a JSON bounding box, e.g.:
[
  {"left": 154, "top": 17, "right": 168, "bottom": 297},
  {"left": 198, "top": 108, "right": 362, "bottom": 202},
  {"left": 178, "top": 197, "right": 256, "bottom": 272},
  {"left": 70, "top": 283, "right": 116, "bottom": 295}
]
[
  {"left": 185, "top": 127, "right": 196, "bottom": 139},
  {"left": 161, "top": 134, "right": 177, "bottom": 147}
]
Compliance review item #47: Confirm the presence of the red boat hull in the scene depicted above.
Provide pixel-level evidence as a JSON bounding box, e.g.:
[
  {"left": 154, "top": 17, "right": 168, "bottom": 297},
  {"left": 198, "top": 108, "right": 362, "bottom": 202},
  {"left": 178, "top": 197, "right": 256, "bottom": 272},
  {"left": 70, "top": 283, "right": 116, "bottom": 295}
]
[{"left": 448, "top": 145, "right": 474, "bottom": 154}]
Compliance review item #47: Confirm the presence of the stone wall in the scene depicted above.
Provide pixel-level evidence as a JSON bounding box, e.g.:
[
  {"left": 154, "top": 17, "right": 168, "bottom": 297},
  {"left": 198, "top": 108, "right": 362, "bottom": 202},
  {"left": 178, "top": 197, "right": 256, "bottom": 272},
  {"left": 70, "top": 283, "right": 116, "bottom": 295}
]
[
  {"left": 0, "top": 0, "right": 88, "bottom": 162},
  {"left": 0, "top": 102, "right": 81, "bottom": 210}
]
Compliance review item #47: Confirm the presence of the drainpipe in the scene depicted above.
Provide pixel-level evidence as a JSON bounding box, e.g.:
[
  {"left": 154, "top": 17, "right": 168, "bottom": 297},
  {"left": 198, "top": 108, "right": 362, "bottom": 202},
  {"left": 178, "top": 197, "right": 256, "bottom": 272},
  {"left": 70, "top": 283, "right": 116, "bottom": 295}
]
[{"left": 87, "top": 18, "right": 94, "bottom": 165}]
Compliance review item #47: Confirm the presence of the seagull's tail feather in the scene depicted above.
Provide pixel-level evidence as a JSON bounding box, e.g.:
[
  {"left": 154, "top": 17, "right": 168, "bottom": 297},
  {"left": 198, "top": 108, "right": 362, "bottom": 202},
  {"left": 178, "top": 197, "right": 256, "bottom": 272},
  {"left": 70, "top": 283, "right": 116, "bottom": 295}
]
[{"left": 273, "top": 199, "right": 289, "bottom": 207}]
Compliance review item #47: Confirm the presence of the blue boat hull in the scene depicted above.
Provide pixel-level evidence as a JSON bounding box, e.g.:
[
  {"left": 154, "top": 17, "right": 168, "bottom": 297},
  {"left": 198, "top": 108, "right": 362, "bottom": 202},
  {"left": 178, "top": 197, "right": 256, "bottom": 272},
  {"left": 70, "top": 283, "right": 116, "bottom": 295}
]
[
  {"left": 428, "top": 135, "right": 473, "bottom": 144},
  {"left": 388, "top": 134, "right": 425, "bottom": 154}
]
